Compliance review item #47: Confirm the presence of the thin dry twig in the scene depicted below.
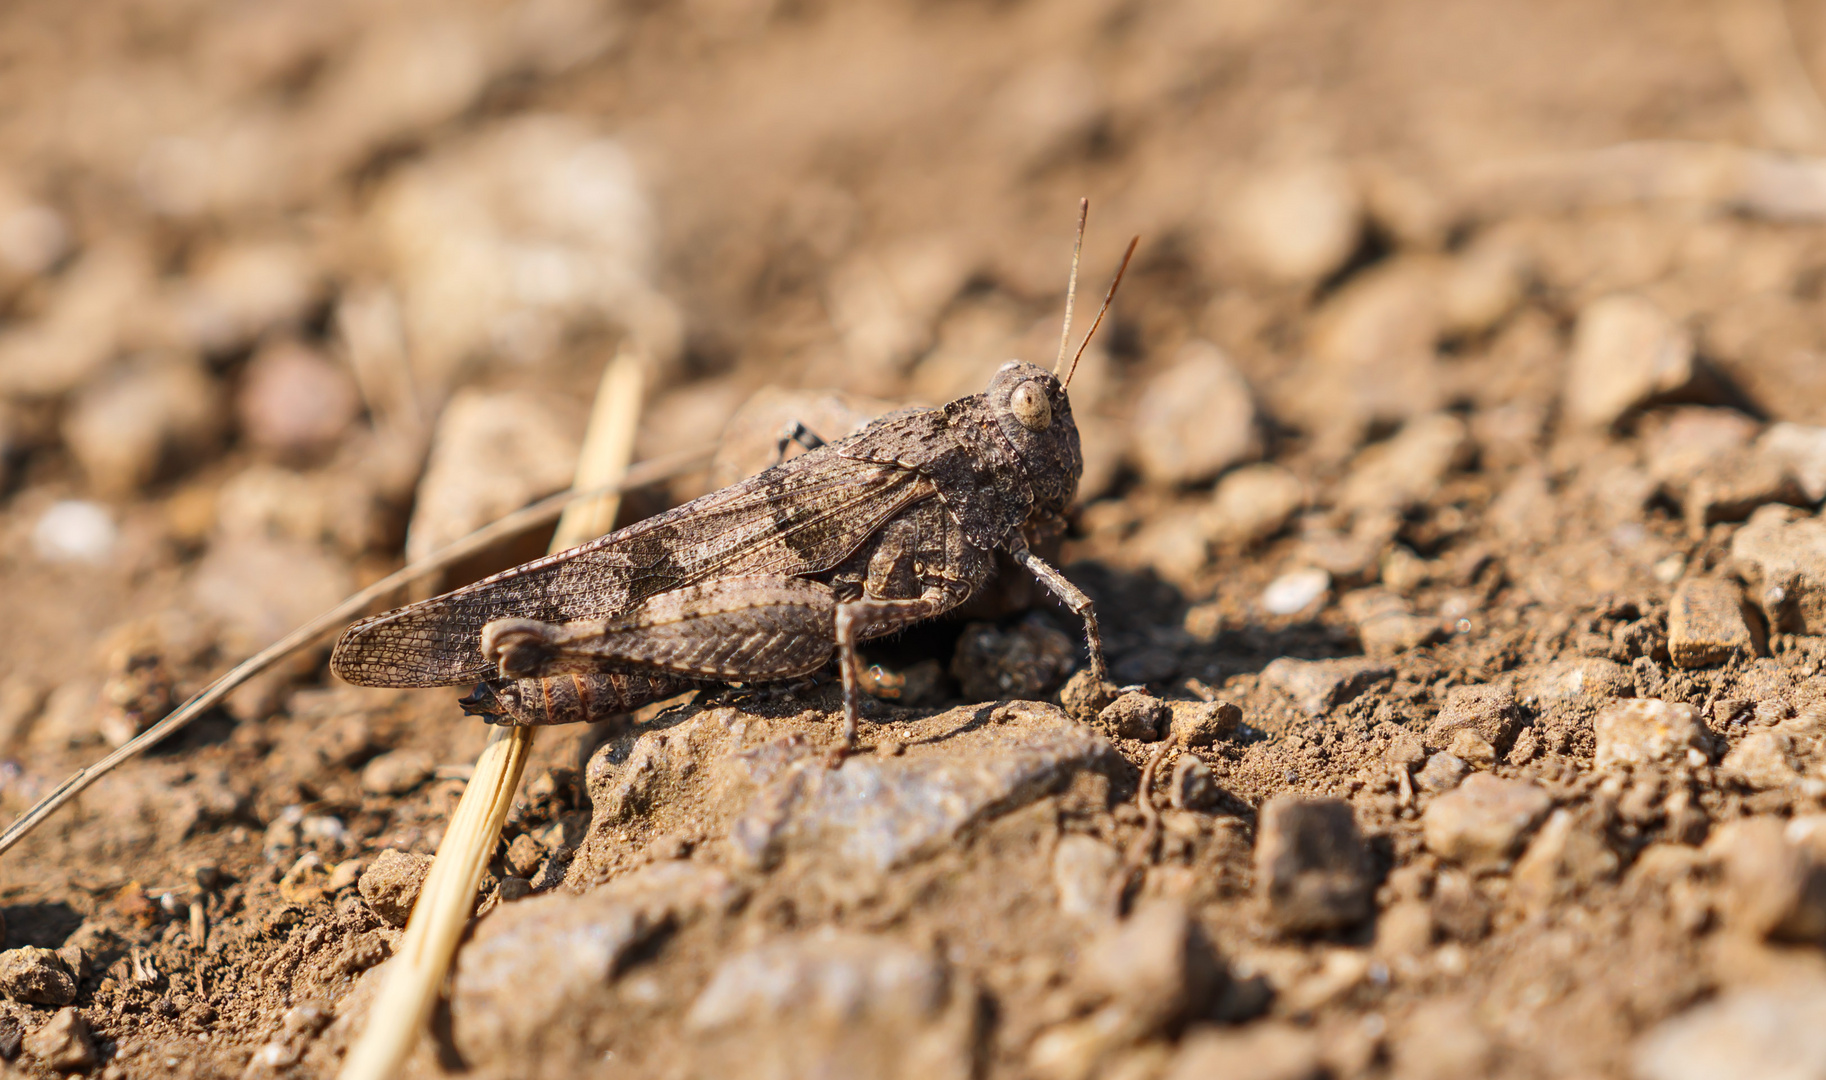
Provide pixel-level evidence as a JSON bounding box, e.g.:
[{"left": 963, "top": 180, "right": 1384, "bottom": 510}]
[
  {"left": 1107, "top": 734, "right": 1178, "bottom": 917},
  {"left": 0, "top": 442, "right": 710, "bottom": 860},
  {"left": 338, "top": 349, "right": 647, "bottom": 1080}
]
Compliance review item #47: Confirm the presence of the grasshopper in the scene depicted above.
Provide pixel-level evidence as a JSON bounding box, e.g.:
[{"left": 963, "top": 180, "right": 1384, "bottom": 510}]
[{"left": 330, "top": 206, "right": 1135, "bottom": 750}]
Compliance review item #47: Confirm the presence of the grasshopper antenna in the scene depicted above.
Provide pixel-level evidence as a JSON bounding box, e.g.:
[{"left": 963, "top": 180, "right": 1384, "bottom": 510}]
[
  {"left": 1053, "top": 197, "right": 1090, "bottom": 376},
  {"left": 1061, "top": 234, "right": 1139, "bottom": 389}
]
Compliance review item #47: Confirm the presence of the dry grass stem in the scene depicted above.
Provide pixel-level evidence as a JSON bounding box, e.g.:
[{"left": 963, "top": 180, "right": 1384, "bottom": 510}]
[{"left": 338, "top": 349, "right": 647, "bottom": 1080}]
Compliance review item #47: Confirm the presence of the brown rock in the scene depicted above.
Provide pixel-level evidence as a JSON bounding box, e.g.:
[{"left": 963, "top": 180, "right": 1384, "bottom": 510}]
[
  {"left": 1337, "top": 413, "right": 1471, "bottom": 515},
  {"left": 1052, "top": 834, "right": 1120, "bottom": 922},
  {"left": 1058, "top": 670, "right": 1118, "bottom": 722},
  {"left": 1429, "top": 683, "right": 1522, "bottom": 750},
  {"left": 1668, "top": 577, "right": 1764, "bottom": 668},
  {"left": 1393, "top": 999, "right": 1492, "bottom": 1080},
  {"left": 360, "top": 749, "right": 434, "bottom": 796},
  {"left": 1226, "top": 158, "right": 1361, "bottom": 284},
  {"left": 1732, "top": 504, "right": 1826, "bottom": 634},
  {"left": 1714, "top": 816, "right": 1826, "bottom": 942},
  {"left": 237, "top": 340, "right": 360, "bottom": 460},
  {"left": 1758, "top": 421, "right": 1826, "bottom": 503},
  {"left": 1593, "top": 699, "right": 1709, "bottom": 774},
  {"left": 1082, "top": 900, "right": 1223, "bottom": 1036},
  {"left": 0, "top": 947, "right": 74, "bottom": 1006},
  {"left": 1446, "top": 729, "right": 1496, "bottom": 770},
  {"left": 1414, "top": 751, "right": 1469, "bottom": 793},
  {"left": 63, "top": 354, "right": 226, "bottom": 496},
  {"left": 1512, "top": 808, "right": 1620, "bottom": 913},
  {"left": 505, "top": 833, "right": 545, "bottom": 880},
  {"left": 1341, "top": 588, "right": 1444, "bottom": 656},
  {"left": 1206, "top": 464, "right": 1305, "bottom": 547},
  {"left": 1254, "top": 797, "right": 1374, "bottom": 934},
  {"left": 1098, "top": 692, "right": 1170, "bottom": 742},
  {"left": 1168, "top": 755, "right": 1220, "bottom": 812},
  {"left": 1423, "top": 773, "right": 1553, "bottom": 871},
  {"left": 1168, "top": 699, "right": 1240, "bottom": 747},
  {"left": 22, "top": 1008, "right": 94, "bottom": 1073},
  {"left": 358, "top": 849, "right": 434, "bottom": 927},
  {"left": 1563, "top": 294, "right": 1698, "bottom": 429},
  {"left": 1129, "top": 341, "right": 1259, "bottom": 486},
  {"left": 1634, "top": 981, "right": 1826, "bottom": 1080},
  {"left": 1722, "top": 729, "right": 1805, "bottom": 790},
  {"left": 1165, "top": 1023, "right": 1323, "bottom": 1080},
  {"left": 1260, "top": 657, "right": 1393, "bottom": 717}
]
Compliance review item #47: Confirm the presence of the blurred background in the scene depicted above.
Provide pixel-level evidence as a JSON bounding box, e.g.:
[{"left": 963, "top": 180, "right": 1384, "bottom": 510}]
[{"left": 4, "top": 0, "right": 1826, "bottom": 1073}]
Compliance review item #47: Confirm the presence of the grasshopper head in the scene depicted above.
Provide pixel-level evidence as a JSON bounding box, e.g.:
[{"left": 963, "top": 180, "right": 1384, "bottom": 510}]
[{"left": 987, "top": 359, "right": 1082, "bottom": 513}]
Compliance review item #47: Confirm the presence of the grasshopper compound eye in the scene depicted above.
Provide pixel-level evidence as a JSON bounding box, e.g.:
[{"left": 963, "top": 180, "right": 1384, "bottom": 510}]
[{"left": 1010, "top": 379, "right": 1051, "bottom": 431}]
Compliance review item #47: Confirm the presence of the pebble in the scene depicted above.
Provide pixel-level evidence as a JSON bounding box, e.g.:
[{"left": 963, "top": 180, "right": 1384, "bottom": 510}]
[
  {"left": 360, "top": 749, "right": 434, "bottom": 796},
  {"left": 1098, "top": 692, "right": 1170, "bottom": 742},
  {"left": 1428, "top": 683, "right": 1521, "bottom": 751},
  {"left": 358, "top": 849, "right": 434, "bottom": 927},
  {"left": 1164, "top": 1022, "right": 1323, "bottom": 1080},
  {"left": 1722, "top": 729, "right": 1805, "bottom": 790},
  {"left": 1302, "top": 258, "right": 1444, "bottom": 432},
  {"left": 1169, "top": 755, "right": 1220, "bottom": 811},
  {"left": 0, "top": 1013, "right": 19, "bottom": 1060},
  {"left": 1668, "top": 577, "right": 1764, "bottom": 668},
  {"left": 1713, "top": 816, "right": 1826, "bottom": 942},
  {"left": 1226, "top": 158, "right": 1362, "bottom": 283},
  {"left": 1511, "top": 808, "right": 1620, "bottom": 914},
  {"left": 1254, "top": 797, "right": 1374, "bottom": 934},
  {"left": 279, "top": 852, "right": 331, "bottom": 904},
  {"left": 62, "top": 354, "right": 225, "bottom": 496},
  {"left": 1592, "top": 699, "right": 1708, "bottom": 774},
  {"left": 1563, "top": 294, "right": 1698, "bottom": 429},
  {"left": 1339, "top": 588, "right": 1443, "bottom": 656},
  {"left": 1732, "top": 504, "right": 1826, "bottom": 634},
  {"left": 31, "top": 501, "right": 117, "bottom": 563},
  {"left": 0, "top": 947, "right": 74, "bottom": 1006},
  {"left": 0, "top": 199, "right": 68, "bottom": 276},
  {"left": 730, "top": 702, "right": 1113, "bottom": 872},
  {"left": 1128, "top": 341, "right": 1259, "bottom": 486},
  {"left": 1058, "top": 670, "right": 1118, "bottom": 722},
  {"left": 1392, "top": 999, "right": 1492, "bottom": 1080},
  {"left": 1082, "top": 900, "right": 1223, "bottom": 1036},
  {"left": 1262, "top": 568, "right": 1331, "bottom": 617},
  {"left": 949, "top": 620, "right": 1074, "bottom": 702},
  {"left": 1206, "top": 464, "right": 1306, "bottom": 547},
  {"left": 1260, "top": 656, "right": 1392, "bottom": 717},
  {"left": 1446, "top": 729, "right": 1496, "bottom": 770},
  {"left": 236, "top": 340, "right": 360, "bottom": 460},
  {"left": 21, "top": 1008, "right": 95, "bottom": 1073},
  {"left": 1528, "top": 656, "right": 1634, "bottom": 708},
  {"left": 1168, "top": 699, "right": 1241, "bottom": 747},
  {"left": 1758, "top": 421, "right": 1826, "bottom": 503},
  {"left": 505, "top": 833, "right": 545, "bottom": 880},
  {"left": 682, "top": 925, "right": 968, "bottom": 1080},
  {"left": 1052, "top": 834, "right": 1121, "bottom": 921},
  {"left": 1413, "top": 752, "right": 1469, "bottom": 793},
  {"left": 1337, "top": 412, "right": 1472, "bottom": 515},
  {"left": 1633, "top": 980, "right": 1826, "bottom": 1080},
  {"left": 405, "top": 389, "right": 582, "bottom": 564},
  {"left": 1440, "top": 235, "right": 1528, "bottom": 336},
  {"left": 0, "top": 245, "right": 153, "bottom": 398},
  {"left": 1422, "top": 773, "right": 1553, "bottom": 871}
]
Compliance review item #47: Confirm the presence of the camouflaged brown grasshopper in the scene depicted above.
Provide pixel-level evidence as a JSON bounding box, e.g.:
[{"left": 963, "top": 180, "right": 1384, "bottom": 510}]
[{"left": 330, "top": 204, "right": 1136, "bottom": 751}]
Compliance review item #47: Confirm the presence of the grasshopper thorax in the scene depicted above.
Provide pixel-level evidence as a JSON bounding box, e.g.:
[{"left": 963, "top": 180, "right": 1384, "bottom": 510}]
[{"left": 986, "top": 359, "right": 1083, "bottom": 515}]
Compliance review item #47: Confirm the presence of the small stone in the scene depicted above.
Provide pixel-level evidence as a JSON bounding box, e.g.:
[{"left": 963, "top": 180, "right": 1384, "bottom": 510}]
[
  {"left": 280, "top": 852, "right": 331, "bottom": 904},
  {"left": 1668, "top": 577, "right": 1764, "bottom": 668},
  {"left": 1634, "top": 981, "right": 1826, "bottom": 1080},
  {"left": 1165, "top": 1022, "right": 1324, "bottom": 1080},
  {"left": 1414, "top": 752, "right": 1469, "bottom": 793},
  {"left": 1098, "top": 692, "right": 1170, "bottom": 742},
  {"left": 1593, "top": 699, "right": 1709, "bottom": 774},
  {"left": 1082, "top": 900, "right": 1223, "bottom": 1037},
  {"left": 1226, "top": 157, "right": 1362, "bottom": 284},
  {"left": 326, "top": 859, "right": 366, "bottom": 894},
  {"left": 1129, "top": 341, "right": 1259, "bottom": 486},
  {"left": 1337, "top": 413, "right": 1472, "bottom": 514},
  {"left": 1713, "top": 816, "right": 1826, "bottom": 942},
  {"left": 1385, "top": 734, "right": 1426, "bottom": 772},
  {"left": 1053, "top": 834, "right": 1121, "bottom": 922},
  {"left": 1732, "top": 504, "right": 1826, "bottom": 634},
  {"left": 1758, "top": 421, "right": 1826, "bottom": 503},
  {"left": 1260, "top": 657, "right": 1392, "bottom": 717},
  {"left": 359, "top": 849, "right": 434, "bottom": 927},
  {"left": 63, "top": 354, "right": 226, "bottom": 496},
  {"left": 1512, "top": 809, "right": 1620, "bottom": 914},
  {"left": 1168, "top": 755, "right": 1219, "bottom": 811},
  {"left": 1446, "top": 729, "right": 1496, "bottom": 770},
  {"left": 505, "top": 833, "right": 544, "bottom": 880},
  {"left": 1392, "top": 999, "right": 1492, "bottom": 1080},
  {"left": 174, "top": 242, "right": 320, "bottom": 355},
  {"left": 1563, "top": 294, "right": 1698, "bottom": 429},
  {"left": 1722, "top": 729, "right": 1804, "bottom": 790},
  {"left": 1168, "top": 699, "right": 1240, "bottom": 747},
  {"left": 1529, "top": 656, "right": 1634, "bottom": 707},
  {"left": 361, "top": 749, "right": 434, "bottom": 796},
  {"left": 497, "top": 877, "right": 534, "bottom": 902},
  {"left": 1206, "top": 464, "right": 1306, "bottom": 547},
  {"left": 0, "top": 947, "right": 75, "bottom": 1006},
  {"left": 949, "top": 620, "right": 1075, "bottom": 702},
  {"left": 31, "top": 500, "right": 117, "bottom": 564},
  {"left": 1262, "top": 568, "right": 1331, "bottom": 617},
  {"left": 236, "top": 340, "right": 360, "bottom": 460},
  {"left": 1377, "top": 900, "right": 1435, "bottom": 957},
  {"left": 1423, "top": 773, "right": 1553, "bottom": 871},
  {"left": 1058, "top": 669, "right": 1118, "bottom": 722},
  {"left": 22, "top": 1008, "right": 95, "bottom": 1073},
  {"left": 0, "top": 1013, "right": 21, "bottom": 1060},
  {"left": 1254, "top": 797, "right": 1374, "bottom": 934},
  {"left": 405, "top": 389, "right": 582, "bottom": 565},
  {"left": 1429, "top": 684, "right": 1522, "bottom": 751},
  {"left": 1340, "top": 588, "right": 1444, "bottom": 656}
]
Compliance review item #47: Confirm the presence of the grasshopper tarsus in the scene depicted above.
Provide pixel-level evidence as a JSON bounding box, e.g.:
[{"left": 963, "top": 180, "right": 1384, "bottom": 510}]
[
  {"left": 774, "top": 421, "right": 827, "bottom": 466},
  {"left": 1012, "top": 546, "right": 1112, "bottom": 689}
]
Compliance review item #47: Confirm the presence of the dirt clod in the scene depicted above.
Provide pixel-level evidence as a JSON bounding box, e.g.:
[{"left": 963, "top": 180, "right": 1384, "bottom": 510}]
[
  {"left": 0, "top": 947, "right": 74, "bottom": 1006},
  {"left": 1098, "top": 692, "right": 1169, "bottom": 742},
  {"left": 1423, "top": 773, "right": 1553, "bottom": 872},
  {"left": 1254, "top": 797, "right": 1373, "bottom": 935},
  {"left": 949, "top": 619, "right": 1074, "bottom": 702},
  {"left": 1668, "top": 577, "right": 1763, "bottom": 668},
  {"left": 22, "top": 1008, "right": 95, "bottom": 1073},
  {"left": 1593, "top": 699, "right": 1709, "bottom": 774},
  {"left": 358, "top": 850, "right": 434, "bottom": 928}
]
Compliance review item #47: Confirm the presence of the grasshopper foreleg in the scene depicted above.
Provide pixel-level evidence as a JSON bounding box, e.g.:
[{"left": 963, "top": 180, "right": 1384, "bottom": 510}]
[{"left": 1012, "top": 547, "right": 1111, "bottom": 688}]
